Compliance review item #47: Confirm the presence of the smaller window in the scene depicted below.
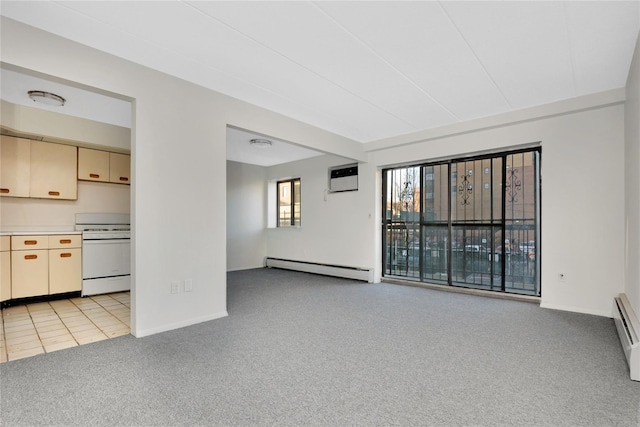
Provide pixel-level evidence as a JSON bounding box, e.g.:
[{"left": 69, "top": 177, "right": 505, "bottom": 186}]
[{"left": 277, "top": 178, "right": 301, "bottom": 227}]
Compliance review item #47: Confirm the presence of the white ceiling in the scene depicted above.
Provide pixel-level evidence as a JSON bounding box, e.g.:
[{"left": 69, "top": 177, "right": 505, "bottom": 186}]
[
  {"left": 1, "top": 67, "right": 132, "bottom": 128},
  {"left": 1, "top": 1, "right": 639, "bottom": 163},
  {"left": 227, "top": 127, "right": 323, "bottom": 167}
]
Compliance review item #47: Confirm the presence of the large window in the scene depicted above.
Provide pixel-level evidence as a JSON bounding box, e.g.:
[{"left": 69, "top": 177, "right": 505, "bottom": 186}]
[
  {"left": 277, "top": 178, "right": 301, "bottom": 227},
  {"left": 382, "top": 148, "right": 541, "bottom": 296}
]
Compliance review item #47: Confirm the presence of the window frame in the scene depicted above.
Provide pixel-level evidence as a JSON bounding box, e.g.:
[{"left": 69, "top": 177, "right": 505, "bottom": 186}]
[
  {"left": 382, "top": 147, "right": 541, "bottom": 296},
  {"left": 277, "top": 178, "right": 301, "bottom": 228}
]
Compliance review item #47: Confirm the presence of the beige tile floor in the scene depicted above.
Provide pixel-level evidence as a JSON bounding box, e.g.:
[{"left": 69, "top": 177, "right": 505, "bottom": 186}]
[{"left": 0, "top": 292, "right": 130, "bottom": 363}]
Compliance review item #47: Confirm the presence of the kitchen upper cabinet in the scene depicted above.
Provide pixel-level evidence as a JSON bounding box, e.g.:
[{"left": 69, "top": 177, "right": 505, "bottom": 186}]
[
  {"left": 0, "top": 136, "right": 31, "bottom": 198},
  {"left": 30, "top": 141, "right": 78, "bottom": 200},
  {"left": 1, "top": 236, "right": 11, "bottom": 302},
  {"left": 78, "top": 148, "right": 130, "bottom": 185},
  {"left": 78, "top": 147, "right": 110, "bottom": 182},
  {"left": 109, "top": 153, "right": 131, "bottom": 185}
]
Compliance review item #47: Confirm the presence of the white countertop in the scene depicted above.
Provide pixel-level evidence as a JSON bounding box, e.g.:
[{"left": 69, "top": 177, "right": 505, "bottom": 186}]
[{"left": 4, "top": 231, "right": 82, "bottom": 236}]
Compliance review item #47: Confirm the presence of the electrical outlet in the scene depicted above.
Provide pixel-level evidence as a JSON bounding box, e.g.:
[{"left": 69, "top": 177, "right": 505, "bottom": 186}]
[
  {"left": 184, "top": 279, "right": 193, "bottom": 292},
  {"left": 171, "top": 281, "right": 180, "bottom": 294}
]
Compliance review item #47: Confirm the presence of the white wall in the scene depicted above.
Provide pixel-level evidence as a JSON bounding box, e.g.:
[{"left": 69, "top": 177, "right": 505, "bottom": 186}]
[
  {"left": 367, "top": 102, "right": 626, "bottom": 317},
  {"left": 226, "top": 160, "right": 267, "bottom": 271},
  {"left": 257, "top": 93, "right": 627, "bottom": 318},
  {"left": 3, "top": 16, "right": 634, "bottom": 332},
  {"left": 1, "top": 17, "right": 362, "bottom": 337},
  {"left": 625, "top": 33, "right": 640, "bottom": 315},
  {"left": 1, "top": 100, "right": 131, "bottom": 151},
  {"left": 266, "top": 155, "right": 377, "bottom": 270},
  {"left": 1, "top": 181, "right": 130, "bottom": 231}
]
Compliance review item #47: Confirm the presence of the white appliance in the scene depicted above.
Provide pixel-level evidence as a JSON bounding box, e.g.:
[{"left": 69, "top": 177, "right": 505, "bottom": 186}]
[
  {"left": 75, "top": 213, "right": 130, "bottom": 296},
  {"left": 328, "top": 164, "right": 358, "bottom": 193}
]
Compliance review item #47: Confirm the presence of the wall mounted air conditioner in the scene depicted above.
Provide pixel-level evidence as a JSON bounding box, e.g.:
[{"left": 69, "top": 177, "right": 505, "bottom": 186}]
[{"left": 329, "top": 163, "right": 358, "bottom": 193}]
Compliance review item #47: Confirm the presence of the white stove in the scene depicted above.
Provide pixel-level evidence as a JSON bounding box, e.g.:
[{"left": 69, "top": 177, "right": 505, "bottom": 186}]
[
  {"left": 75, "top": 213, "right": 130, "bottom": 237},
  {"left": 75, "top": 213, "right": 131, "bottom": 296},
  {"left": 80, "top": 228, "right": 131, "bottom": 240}
]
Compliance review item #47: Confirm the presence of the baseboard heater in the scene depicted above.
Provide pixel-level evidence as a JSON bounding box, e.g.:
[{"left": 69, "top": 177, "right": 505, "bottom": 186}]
[
  {"left": 265, "top": 258, "right": 373, "bottom": 283},
  {"left": 613, "top": 293, "right": 640, "bottom": 381}
]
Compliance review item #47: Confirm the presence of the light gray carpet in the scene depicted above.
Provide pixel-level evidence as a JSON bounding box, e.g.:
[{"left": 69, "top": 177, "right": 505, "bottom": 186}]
[{"left": 1, "top": 268, "right": 639, "bottom": 426}]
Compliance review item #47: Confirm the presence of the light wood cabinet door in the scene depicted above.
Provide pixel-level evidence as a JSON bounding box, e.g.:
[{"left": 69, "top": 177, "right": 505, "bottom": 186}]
[
  {"left": 12, "top": 249, "right": 49, "bottom": 299},
  {"left": 0, "top": 136, "right": 31, "bottom": 198},
  {"left": 1, "top": 252, "right": 10, "bottom": 302},
  {"left": 49, "top": 248, "right": 81, "bottom": 294},
  {"left": 0, "top": 235, "right": 10, "bottom": 252},
  {"left": 30, "top": 140, "right": 78, "bottom": 200},
  {"left": 78, "top": 148, "right": 109, "bottom": 182},
  {"left": 109, "top": 153, "right": 130, "bottom": 185},
  {"left": 1, "top": 236, "right": 11, "bottom": 302}
]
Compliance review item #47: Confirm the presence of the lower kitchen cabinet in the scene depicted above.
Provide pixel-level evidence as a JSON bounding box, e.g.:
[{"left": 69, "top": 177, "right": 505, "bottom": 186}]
[
  {"left": 49, "top": 248, "right": 82, "bottom": 294},
  {"left": 1, "top": 236, "right": 11, "bottom": 302},
  {"left": 12, "top": 249, "right": 49, "bottom": 299},
  {"left": 9, "top": 234, "right": 82, "bottom": 299}
]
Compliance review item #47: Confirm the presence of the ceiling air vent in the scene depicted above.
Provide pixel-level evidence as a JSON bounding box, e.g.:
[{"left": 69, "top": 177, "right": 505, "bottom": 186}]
[{"left": 329, "top": 164, "right": 358, "bottom": 193}]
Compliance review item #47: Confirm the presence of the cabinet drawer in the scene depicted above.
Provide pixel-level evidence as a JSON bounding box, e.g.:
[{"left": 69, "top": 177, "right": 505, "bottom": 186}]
[
  {"left": 0, "top": 235, "right": 10, "bottom": 251},
  {"left": 11, "top": 235, "right": 49, "bottom": 250},
  {"left": 48, "top": 235, "right": 81, "bottom": 249}
]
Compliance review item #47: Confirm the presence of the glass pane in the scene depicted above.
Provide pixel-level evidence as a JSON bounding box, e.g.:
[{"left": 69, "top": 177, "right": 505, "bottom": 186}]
[
  {"left": 503, "top": 220, "right": 537, "bottom": 294},
  {"left": 423, "top": 164, "right": 449, "bottom": 223},
  {"left": 505, "top": 152, "right": 535, "bottom": 221},
  {"left": 451, "top": 226, "right": 495, "bottom": 288},
  {"left": 422, "top": 226, "right": 448, "bottom": 282},
  {"left": 293, "top": 179, "right": 301, "bottom": 226},
  {"left": 384, "top": 167, "right": 420, "bottom": 278},
  {"left": 278, "top": 181, "right": 292, "bottom": 227},
  {"left": 493, "top": 157, "right": 503, "bottom": 220},
  {"left": 452, "top": 159, "right": 495, "bottom": 223}
]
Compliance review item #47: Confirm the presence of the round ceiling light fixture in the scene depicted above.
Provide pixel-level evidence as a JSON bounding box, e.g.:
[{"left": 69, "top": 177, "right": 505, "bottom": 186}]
[
  {"left": 28, "top": 90, "right": 66, "bottom": 107},
  {"left": 250, "top": 138, "right": 272, "bottom": 148}
]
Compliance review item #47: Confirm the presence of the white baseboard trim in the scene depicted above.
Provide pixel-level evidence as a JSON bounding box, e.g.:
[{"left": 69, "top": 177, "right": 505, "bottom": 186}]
[
  {"left": 132, "top": 310, "right": 229, "bottom": 338},
  {"left": 540, "top": 302, "right": 610, "bottom": 318},
  {"left": 265, "top": 257, "right": 373, "bottom": 283},
  {"left": 227, "top": 264, "right": 263, "bottom": 272}
]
